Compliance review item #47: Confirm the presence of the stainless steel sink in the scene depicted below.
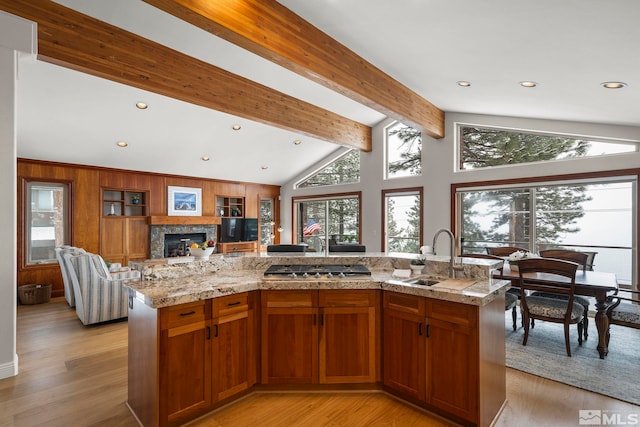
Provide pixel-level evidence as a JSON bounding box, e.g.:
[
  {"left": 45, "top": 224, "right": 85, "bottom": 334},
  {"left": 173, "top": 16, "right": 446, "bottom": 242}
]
[{"left": 403, "top": 278, "right": 439, "bottom": 287}]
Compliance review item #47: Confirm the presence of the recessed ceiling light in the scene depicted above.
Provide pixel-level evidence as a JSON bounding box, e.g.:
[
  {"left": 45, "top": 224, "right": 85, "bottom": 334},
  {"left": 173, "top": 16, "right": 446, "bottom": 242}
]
[
  {"left": 601, "top": 81, "right": 627, "bottom": 89},
  {"left": 457, "top": 81, "right": 471, "bottom": 87},
  {"left": 232, "top": 124, "right": 241, "bottom": 131},
  {"left": 135, "top": 102, "right": 148, "bottom": 109},
  {"left": 293, "top": 140, "right": 302, "bottom": 145},
  {"left": 201, "top": 156, "right": 210, "bottom": 161},
  {"left": 116, "top": 141, "right": 128, "bottom": 147},
  {"left": 261, "top": 165, "right": 269, "bottom": 170},
  {"left": 520, "top": 81, "right": 538, "bottom": 88}
]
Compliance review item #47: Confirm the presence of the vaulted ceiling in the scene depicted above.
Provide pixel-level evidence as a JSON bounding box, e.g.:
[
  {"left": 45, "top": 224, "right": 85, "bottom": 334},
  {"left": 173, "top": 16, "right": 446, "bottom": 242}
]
[{"left": 9, "top": 0, "right": 640, "bottom": 185}]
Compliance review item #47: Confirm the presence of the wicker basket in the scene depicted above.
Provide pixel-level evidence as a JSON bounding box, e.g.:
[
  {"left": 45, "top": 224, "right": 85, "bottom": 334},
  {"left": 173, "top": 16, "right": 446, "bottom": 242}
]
[{"left": 18, "top": 283, "right": 52, "bottom": 305}]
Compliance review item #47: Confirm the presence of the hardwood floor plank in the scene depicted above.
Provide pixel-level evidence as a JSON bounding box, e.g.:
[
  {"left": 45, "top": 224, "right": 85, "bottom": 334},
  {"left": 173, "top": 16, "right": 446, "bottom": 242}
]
[{"left": 4, "top": 298, "right": 638, "bottom": 427}]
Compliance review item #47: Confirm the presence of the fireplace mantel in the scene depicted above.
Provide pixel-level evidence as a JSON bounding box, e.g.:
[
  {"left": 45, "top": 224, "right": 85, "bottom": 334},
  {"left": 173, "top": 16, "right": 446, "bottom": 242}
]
[{"left": 148, "top": 216, "right": 221, "bottom": 225}]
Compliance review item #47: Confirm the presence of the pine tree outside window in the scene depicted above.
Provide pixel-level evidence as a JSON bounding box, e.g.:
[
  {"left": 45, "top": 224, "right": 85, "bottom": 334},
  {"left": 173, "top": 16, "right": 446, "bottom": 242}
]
[
  {"left": 458, "top": 125, "right": 637, "bottom": 170},
  {"left": 296, "top": 149, "right": 360, "bottom": 188}
]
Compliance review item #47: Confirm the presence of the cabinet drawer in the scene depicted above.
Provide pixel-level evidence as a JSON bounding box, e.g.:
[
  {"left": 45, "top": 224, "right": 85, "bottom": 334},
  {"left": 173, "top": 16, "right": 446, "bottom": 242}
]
[
  {"left": 383, "top": 291, "right": 426, "bottom": 316},
  {"left": 213, "top": 292, "right": 249, "bottom": 318},
  {"left": 160, "top": 300, "right": 209, "bottom": 330},
  {"left": 262, "top": 290, "right": 317, "bottom": 308},
  {"left": 319, "top": 289, "right": 377, "bottom": 307},
  {"left": 429, "top": 299, "right": 477, "bottom": 327}
]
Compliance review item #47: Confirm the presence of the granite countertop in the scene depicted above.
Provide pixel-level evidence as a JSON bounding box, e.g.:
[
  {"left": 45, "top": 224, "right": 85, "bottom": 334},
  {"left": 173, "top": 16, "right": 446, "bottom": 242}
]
[{"left": 125, "top": 267, "right": 511, "bottom": 309}]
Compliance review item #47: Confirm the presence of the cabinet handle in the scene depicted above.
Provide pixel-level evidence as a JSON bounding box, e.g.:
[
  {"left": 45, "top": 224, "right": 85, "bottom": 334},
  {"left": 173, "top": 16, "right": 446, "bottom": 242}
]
[
  {"left": 425, "top": 324, "right": 430, "bottom": 338},
  {"left": 206, "top": 326, "right": 211, "bottom": 340},
  {"left": 214, "top": 324, "right": 219, "bottom": 338},
  {"left": 418, "top": 322, "right": 423, "bottom": 336},
  {"left": 179, "top": 310, "right": 196, "bottom": 317},
  {"left": 227, "top": 301, "right": 241, "bottom": 307}
]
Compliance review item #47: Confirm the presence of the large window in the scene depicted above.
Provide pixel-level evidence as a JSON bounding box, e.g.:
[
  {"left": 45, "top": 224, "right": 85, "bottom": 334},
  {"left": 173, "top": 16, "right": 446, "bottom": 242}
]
[
  {"left": 385, "top": 121, "right": 422, "bottom": 179},
  {"left": 296, "top": 149, "right": 360, "bottom": 188},
  {"left": 25, "top": 181, "right": 70, "bottom": 265},
  {"left": 382, "top": 188, "right": 423, "bottom": 253},
  {"left": 293, "top": 193, "right": 361, "bottom": 252},
  {"left": 459, "top": 125, "right": 638, "bottom": 170},
  {"left": 458, "top": 178, "right": 636, "bottom": 285}
]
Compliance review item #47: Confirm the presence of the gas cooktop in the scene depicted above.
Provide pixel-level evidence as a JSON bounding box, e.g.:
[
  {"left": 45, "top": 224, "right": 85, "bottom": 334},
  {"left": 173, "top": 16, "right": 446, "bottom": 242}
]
[{"left": 264, "top": 264, "right": 371, "bottom": 279}]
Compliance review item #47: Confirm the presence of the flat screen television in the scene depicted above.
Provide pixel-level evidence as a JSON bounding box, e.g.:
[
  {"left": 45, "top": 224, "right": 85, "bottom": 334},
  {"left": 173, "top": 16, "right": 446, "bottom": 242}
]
[
  {"left": 219, "top": 217, "right": 243, "bottom": 243},
  {"left": 242, "top": 218, "right": 258, "bottom": 242}
]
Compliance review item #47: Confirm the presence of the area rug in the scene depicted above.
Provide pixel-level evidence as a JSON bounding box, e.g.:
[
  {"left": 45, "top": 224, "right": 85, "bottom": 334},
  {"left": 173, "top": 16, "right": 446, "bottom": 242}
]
[{"left": 505, "top": 312, "right": 640, "bottom": 405}]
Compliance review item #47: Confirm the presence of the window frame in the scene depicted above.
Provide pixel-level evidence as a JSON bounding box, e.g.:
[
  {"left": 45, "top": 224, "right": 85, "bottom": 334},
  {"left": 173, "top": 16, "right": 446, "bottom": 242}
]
[
  {"left": 294, "top": 148, "right": 360, "bottom": 189},
  {"left": 21, "top": 178, "right": 72, "bottom": 269},
  {"left": 384, "top": 121, "right": 422, "bottom": 180},
  {"left": 292, "top": 191, "right": 362, "bottom": 251},
  {"left": 456, "top": 122, "right": 640, "bottom": 172},
  {"left": 381, "top": 187, "right": 424, "bottom": 253},
  {"left": 453, "top": 169, "right": 639, "bottom": 288}
]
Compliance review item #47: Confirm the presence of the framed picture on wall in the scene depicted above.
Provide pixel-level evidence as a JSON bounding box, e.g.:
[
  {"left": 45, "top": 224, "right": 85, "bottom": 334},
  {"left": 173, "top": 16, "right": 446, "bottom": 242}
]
[{"left": 167, "top": 186, "right": 202, "bottom": 216}]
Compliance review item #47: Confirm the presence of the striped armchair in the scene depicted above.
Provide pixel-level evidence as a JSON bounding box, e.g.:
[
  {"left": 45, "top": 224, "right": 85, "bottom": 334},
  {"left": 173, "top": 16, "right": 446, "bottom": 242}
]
[
  {"left": 55, "top": 246, "right": 86, "bottom": 307},
  {"left": 63, "top": 252, "right": 141, "bottom": 325}
]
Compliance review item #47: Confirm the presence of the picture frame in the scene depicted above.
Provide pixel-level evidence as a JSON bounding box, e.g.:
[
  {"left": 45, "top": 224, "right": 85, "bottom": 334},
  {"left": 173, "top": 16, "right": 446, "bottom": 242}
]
[{"left": 167, "top": 186, "right": 202, "bottom": 216}]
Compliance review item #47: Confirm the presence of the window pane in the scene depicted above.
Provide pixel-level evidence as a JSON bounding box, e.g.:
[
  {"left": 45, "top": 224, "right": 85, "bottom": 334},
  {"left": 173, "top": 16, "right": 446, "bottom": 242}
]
[
  {"left": 459, "top": 179, "right": 635, "bottom": 285},
  {"left": 460, "top": 125, "right": 638, "bottom": 170},
  {"left": 386, "top": 122, "right": 422, "bottom": 179},
  {"left": 296, "top": 150, "right": 360, "bottom": 188},
  {"left": 260, "top": 198, "right": 274, "bottom": 247},
  {"left": 385, "top": 193, "right": 421, "bottom": 253},
  {"left": 27, "top": 182, "right": 68, "bottom": 265},
  {"left": 294, "top": 196, "right": 360, "bottom": 252},
  {"left": 460, "top": 189, "right": 531, "bottom": 252}
]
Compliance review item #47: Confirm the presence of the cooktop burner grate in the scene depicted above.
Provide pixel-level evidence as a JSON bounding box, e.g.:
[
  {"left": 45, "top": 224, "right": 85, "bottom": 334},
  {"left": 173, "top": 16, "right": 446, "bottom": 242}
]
[{"left": 264, "top": 264, "right": 371, "bottom": 276}]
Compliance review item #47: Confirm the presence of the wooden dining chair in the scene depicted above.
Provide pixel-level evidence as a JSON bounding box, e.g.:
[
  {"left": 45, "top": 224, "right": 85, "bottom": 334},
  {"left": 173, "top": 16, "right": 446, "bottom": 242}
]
[
  {"left": 517, "top": 258, "right": 584, "bottom": 357},
  {"left": 486, "top": 246, "right": 529, "bottom": 257},
  {"left": 536, "top": 249, "right": 591, "bottom": 341},
  {"left": 462, "top": 253, "right": 518, "bottom": 330}
]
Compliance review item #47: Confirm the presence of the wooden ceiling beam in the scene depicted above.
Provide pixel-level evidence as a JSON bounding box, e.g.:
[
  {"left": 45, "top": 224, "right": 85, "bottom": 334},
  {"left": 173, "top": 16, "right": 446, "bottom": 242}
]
[
  {"left": 0, "top": 0, "right": 371, "bottom": 151},
  {"left": 142, "top": 0, "right": 445, "bottom": 139}
]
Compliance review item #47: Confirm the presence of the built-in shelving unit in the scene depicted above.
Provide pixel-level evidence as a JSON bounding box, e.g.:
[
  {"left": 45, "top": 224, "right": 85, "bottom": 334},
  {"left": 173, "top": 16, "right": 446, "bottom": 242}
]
[
  {"left": 215, "top": 196, "right": 244, "bottom": 217},
  {"left": 103, "top": 189, "right": 148, "bottom": 217}
]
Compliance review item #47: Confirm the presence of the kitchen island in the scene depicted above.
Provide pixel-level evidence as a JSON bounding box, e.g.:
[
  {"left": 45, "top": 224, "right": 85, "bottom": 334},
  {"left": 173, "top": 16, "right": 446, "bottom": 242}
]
[{"left": 125, "top": 253, "right": 509, "bottom": 427}]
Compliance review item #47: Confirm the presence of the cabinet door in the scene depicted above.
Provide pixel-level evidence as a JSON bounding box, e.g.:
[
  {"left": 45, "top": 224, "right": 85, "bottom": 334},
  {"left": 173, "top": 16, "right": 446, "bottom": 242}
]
[
  {"left": 261, "top": 306, "right": 318, "bottom": 384},
  {"left": 319, "top": 306, "right": 376, "bottom": 383},
  {"left": 383, "top": 307, "right": 426, "bottom": 400},
  {"left": 126, "top": 217, "right": 149, "bottom": 261},
  {"left": 426, "top": 300, "right": 478, "bottom": 422},
  {"left": 159, "top": 321, "right": 211, "bottom": 425},
  {"left": 212, "top": 307, "right": 253, "bottom": 402},
  {"left": 100, "top": 218, "right": 126, "bottom": 265}
]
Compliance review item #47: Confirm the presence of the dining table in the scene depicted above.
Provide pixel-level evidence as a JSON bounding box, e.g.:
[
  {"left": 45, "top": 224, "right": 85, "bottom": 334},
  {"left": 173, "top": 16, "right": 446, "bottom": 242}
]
[{"left": 495, "top": 265, "right": 619, "bottom": 359}]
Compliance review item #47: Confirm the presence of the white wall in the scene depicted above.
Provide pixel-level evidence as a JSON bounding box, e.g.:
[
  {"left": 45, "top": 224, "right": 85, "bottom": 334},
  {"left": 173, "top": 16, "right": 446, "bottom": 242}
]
[
  {"left": 280, "top": 113, "right": 640, "bottom": 253},
  {"left": 0, "top": 11, "right": 37, "bottom": 380}
]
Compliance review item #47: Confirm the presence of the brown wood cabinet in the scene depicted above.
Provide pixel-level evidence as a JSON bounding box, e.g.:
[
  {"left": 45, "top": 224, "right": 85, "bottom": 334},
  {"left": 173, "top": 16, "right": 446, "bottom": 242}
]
[
  {"left": 217, "top": 241, "right": 257, "bottom": 254},
  {"left": 261, "top": 289, "right": 379, "bottom": 385},
  {"left": 383, "top": 291, "right": 504, "bottom": 426},
  {"left": 211, "top": 292, "right": 256, "bottom": 402},
  {"left": 100, "top": 216, "right": 149, "bottom": 265},
  {"left": 159, "top": 301, "right": 212, "bottom": 426}
]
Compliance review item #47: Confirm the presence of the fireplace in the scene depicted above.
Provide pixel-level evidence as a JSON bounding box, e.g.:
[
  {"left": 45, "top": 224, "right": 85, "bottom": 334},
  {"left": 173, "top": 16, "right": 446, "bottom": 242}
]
[
  {"left": 164, "top": 233, "right": 206, "bottom": 257},
  {"left": 150, "top": 224, "right": 217, "bottom": 259}
]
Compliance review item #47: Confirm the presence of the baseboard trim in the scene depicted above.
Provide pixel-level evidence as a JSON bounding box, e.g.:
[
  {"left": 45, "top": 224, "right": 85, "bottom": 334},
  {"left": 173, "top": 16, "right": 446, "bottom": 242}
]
[{"left": 0, "top": 354, "right": 18, "bottom": 380}]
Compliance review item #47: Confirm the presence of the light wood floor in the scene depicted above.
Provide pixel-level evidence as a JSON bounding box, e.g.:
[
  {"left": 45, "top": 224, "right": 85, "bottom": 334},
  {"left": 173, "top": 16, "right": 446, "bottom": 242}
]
[{"left": 2, "top": 298, "right": 638, "bottom": 427}]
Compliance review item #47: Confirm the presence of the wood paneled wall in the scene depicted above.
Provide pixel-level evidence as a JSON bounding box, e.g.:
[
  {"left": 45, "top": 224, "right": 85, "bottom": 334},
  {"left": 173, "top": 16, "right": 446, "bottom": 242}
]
[{"left": 17, "top": 159, "right": 280, "bottom": 298}]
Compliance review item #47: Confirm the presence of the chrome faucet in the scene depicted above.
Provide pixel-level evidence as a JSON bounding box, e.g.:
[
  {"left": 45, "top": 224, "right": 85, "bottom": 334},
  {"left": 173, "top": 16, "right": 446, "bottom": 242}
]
[{"left": 432, "top": 228, "right": 463, "bottom": 278}]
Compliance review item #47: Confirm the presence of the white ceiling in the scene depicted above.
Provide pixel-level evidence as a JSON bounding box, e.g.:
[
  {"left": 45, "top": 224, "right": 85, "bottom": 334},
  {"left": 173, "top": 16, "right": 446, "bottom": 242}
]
[{"left": 15, "top": 0, "right": 640, "bottom": 185}]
